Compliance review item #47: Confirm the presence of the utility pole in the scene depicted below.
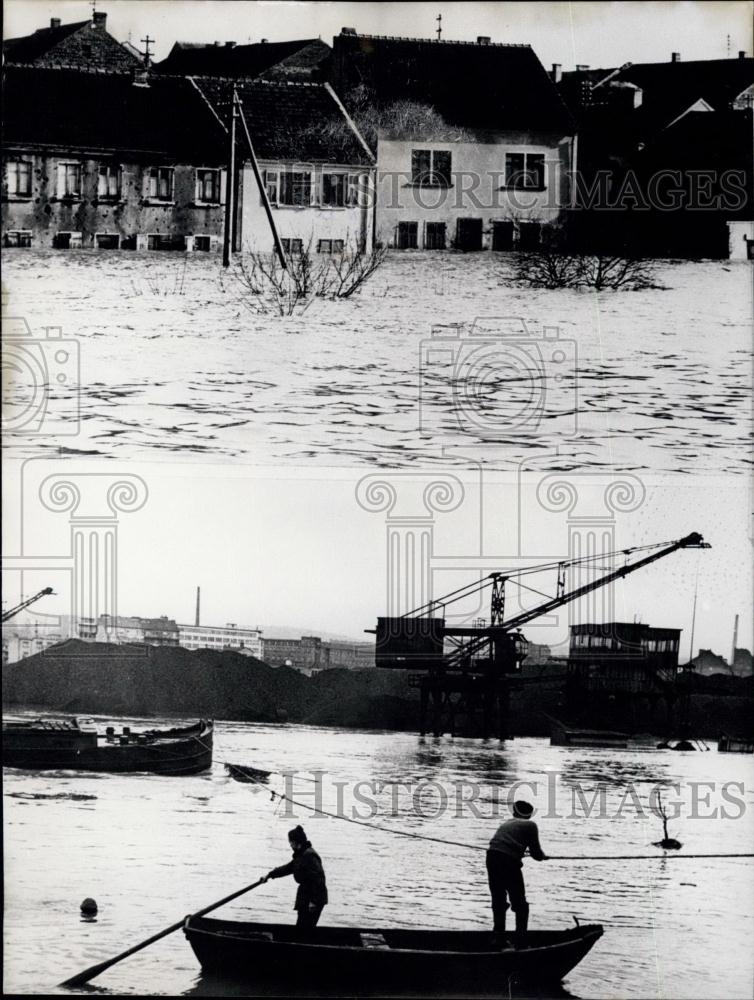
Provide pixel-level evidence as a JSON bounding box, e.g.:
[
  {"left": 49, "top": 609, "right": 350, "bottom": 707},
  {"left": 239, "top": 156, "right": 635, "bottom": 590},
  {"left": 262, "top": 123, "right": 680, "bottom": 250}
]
[
  {"left": 436, "top": 13, "right": 442, "bottom": 40},
  {"left": 140, "top": 35, "right": 154, "bottom": 69},
  {"left": 222, "top": 88, "right": 238, "bottom": 268}
]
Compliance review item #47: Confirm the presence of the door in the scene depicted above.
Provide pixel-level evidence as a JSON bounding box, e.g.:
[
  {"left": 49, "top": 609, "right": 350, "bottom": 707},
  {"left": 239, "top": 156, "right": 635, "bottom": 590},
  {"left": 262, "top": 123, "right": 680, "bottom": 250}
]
[
  {"left": 492, "top": 221, "right": 514, "bottom": 251},
  {"left": 518, "top": 222, "right": 542, "bottom": 250},
  {"left": 455, "top": 217, "right": 483, "bottom": 251}
]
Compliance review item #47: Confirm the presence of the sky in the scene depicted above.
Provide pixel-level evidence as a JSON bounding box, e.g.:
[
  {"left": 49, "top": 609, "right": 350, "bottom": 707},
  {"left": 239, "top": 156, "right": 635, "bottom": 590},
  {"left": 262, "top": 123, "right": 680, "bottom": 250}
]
[
  {"left": 3, "top": 0, "right": 753, "bottom": 68},
  {"left": 3, "top": 458, "right": 752, "bottom": 659}
]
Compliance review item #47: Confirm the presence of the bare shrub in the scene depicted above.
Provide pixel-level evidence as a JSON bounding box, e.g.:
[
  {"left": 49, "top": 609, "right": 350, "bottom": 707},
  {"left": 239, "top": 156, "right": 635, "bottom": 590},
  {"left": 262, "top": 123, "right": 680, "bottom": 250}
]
[
  {"left": 514, "top": 249, "right": 657, "bottom": 291},
  {"left": 328, "top": 243, "right": 389, "bottom": 298},
  {"left": 228, "top": 237, "right": 388, "bottom": 315}
]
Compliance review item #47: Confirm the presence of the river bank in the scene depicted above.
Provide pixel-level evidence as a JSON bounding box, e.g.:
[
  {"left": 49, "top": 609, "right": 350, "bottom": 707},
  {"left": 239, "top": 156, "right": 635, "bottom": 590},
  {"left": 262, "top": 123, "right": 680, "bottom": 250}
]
[{"left": 3, "top": 640, "right": 751, "bottom": 739}]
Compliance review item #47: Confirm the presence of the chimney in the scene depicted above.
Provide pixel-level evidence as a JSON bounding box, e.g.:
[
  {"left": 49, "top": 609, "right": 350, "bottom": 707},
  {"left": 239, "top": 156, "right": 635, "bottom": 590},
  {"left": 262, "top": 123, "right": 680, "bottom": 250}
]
[
  {"left": 92, "top": 11, "right": 107, "bottom": 28},
  {"left": 195, "top": 587, "right": 200, "bottom": 627},
  {"left": 739, "top": 50, "right": 747, "bottom": 59},
  {"left": 50, "top": 17, "right": 61, "bottom": 28},
  {"left": 551, "top": 63, "right": 562, "bottom": 83},
  {"left": 576, "top": 64, "right": 590, "bottom": 71},
  {"left": 477, "top": 36, "right": 491, "bottom": 45},
  {"left": 341, "top": 27, "right": 357, "bottom": 35},
  {"left": 671, "top": 52, "right": 681, "bottom": 62}
]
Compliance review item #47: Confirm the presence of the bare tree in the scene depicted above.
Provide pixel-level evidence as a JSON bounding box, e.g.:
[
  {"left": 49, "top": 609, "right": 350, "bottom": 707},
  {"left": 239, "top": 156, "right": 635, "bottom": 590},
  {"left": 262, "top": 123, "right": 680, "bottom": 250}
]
[{"left": 651, "top": 790, "right": 682, "bottom": 850}]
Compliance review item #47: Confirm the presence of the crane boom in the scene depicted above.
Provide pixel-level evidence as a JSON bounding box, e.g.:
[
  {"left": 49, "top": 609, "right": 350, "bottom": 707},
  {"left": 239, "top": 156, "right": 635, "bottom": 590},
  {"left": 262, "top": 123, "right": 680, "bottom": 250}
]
[
  {"left": 498, "top": 532, "right": 709, "bottom": 635},
  {"left": 2, "top": 587, "right": 54, "bottom": 623}
]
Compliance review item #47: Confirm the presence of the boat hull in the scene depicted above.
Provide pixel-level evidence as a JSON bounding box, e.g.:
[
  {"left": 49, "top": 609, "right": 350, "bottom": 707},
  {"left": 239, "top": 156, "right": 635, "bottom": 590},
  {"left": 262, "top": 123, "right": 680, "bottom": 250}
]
[
  {"left": 183, "top": 916, "right": 603, "bottom": 997},
  {"left": 2, "top": 719, "right": 213, "bottom": 775}
]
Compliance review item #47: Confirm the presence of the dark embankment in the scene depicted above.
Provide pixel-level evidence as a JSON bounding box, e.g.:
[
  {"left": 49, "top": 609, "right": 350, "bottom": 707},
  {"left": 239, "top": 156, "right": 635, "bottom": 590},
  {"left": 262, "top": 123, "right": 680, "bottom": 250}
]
[
  {"left": 1, "top": 640, "right": 419, "bottom": 729},
  {"left": 3, "top": 641, "right": 751, "bottom": 737}
]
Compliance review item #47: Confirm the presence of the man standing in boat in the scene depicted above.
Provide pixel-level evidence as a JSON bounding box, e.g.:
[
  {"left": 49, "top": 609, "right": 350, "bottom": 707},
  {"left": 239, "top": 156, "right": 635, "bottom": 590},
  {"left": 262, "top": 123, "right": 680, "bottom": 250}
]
[
  {"left": 487, "top": 800, "right": 548, "bottom": 949},
  {"left": 263, "top": 825, "right": 328, "bottom": 934}
]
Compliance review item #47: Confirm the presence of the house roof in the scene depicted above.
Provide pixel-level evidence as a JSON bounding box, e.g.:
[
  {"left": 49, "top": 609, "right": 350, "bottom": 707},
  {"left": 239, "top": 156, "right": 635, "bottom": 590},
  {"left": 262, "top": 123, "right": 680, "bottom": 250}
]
[
  {"left": 156, "top": 38, "right": 331, "bottom": 80},
  {"left": 193, "top": 77, "right": 374, "bottom": 164},
  {"left": 331, "top": 32, "right": 575, "bottom": 134},
  {"left": 3, "top": 19, "right": 89, "bottom": 62},
  {"left": 561, "top": 57, "right": 754, "bottom": 138},
  {"left": 2, "top": 66, "right": 227, "bottom": 162}
]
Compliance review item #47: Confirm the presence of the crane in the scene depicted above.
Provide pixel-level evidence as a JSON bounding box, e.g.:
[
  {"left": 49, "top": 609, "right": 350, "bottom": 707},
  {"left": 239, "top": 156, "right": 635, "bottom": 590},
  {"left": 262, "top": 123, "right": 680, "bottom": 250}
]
[
  {"left": 2, "top": 587, "right": 55, "bottom": 623},
  {"left": 372, "top": 532, "right": 710, "bottom": 737}
]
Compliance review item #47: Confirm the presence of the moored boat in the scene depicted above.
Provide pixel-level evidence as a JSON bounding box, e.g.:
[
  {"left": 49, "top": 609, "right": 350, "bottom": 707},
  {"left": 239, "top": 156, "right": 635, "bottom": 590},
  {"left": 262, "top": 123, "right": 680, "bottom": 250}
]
[
  {"left": 547, "top": 715, "right": 629, "bottom": 749},
  {"left": 183, "top": 915, "right": 603, "bottom": 997},
  {"left": 2, "top": 717, "right": 213, "bottom": 775}
]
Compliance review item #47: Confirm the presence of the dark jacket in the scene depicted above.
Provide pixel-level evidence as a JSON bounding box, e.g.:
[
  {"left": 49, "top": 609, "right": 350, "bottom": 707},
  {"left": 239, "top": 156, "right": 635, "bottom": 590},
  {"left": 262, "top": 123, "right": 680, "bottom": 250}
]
[{"left": 269, "top": 842, "right": 328, "bottom": 910}]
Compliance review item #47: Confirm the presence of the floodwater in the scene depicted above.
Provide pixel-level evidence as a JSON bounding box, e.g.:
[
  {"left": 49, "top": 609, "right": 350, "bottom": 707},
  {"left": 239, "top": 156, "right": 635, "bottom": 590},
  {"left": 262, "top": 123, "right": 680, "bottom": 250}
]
[
  {"left": 3, "top": 718, "right": 753, "bottom": 997},
  {"left": 2, "top": 252, "right": 751, "bottom": 473}
]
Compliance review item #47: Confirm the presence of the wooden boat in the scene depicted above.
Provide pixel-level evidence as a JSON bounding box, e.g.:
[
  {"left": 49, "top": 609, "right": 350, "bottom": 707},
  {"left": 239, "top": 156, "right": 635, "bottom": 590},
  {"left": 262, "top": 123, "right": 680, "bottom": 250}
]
[
  {"left": 224, "top": 762, "right": 270, "bottom": 783},
  {"left": 2, "top": 717, "right": 213, "bottom": 775},
  {"left": 183, "top": 915, "right": 603, "bottom": 997},
  {"left": 548, "top": 715, "right": 629, "bottom": 749}
]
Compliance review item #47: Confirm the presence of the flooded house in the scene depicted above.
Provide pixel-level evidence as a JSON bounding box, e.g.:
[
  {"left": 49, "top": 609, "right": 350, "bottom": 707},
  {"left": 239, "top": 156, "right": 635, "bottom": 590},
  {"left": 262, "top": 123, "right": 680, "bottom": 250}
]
[
  {"left": 2, "top": 65, "right": 229, "bottom": 250},
  {"left": 330, "top": 29, "right": 577, "bottom": 250},
  {"left": 193, "top": 77, "right": 376, "bottom": 254},
  {"left": 557, "top": 54, "right": 754, "bottom": 258}
]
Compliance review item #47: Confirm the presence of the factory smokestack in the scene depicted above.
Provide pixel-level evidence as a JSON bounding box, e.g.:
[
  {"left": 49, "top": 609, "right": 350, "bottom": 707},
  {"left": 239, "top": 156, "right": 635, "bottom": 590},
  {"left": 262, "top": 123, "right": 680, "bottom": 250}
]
[
  {"left": 731, "top": 613, "right": 739, "bottom": 672},
  {"left": 195, "top": 587, "right": 201, "bottom": 627}
]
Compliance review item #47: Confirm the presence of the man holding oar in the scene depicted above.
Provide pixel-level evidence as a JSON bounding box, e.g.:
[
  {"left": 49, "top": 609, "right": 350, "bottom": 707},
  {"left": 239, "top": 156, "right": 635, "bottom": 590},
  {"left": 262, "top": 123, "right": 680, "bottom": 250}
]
[
  {"left": 262, "top": 825, "right": 328, "bottom": 934},
  {"left": 487, "top": 800, "right": 548, "bottom": 950}
]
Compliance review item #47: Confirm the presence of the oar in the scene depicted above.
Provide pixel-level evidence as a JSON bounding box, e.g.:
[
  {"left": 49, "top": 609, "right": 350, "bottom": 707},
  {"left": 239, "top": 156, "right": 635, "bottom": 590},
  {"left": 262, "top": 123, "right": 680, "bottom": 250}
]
[{"left": 60, "top": 876, "right": 267, "bottom": 988}]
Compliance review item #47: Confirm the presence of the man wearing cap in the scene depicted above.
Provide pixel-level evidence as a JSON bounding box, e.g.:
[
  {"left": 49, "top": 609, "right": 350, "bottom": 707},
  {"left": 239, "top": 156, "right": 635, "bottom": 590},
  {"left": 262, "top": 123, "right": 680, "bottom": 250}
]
[{"left": 487, "top": 800, "right": 548, "bottom": 949}]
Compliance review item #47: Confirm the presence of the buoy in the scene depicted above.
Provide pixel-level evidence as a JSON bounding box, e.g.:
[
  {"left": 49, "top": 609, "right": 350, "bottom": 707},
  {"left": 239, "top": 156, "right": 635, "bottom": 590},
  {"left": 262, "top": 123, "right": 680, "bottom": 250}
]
[{"left": 80, "top": 897, "right": 98, "bottom": 916}]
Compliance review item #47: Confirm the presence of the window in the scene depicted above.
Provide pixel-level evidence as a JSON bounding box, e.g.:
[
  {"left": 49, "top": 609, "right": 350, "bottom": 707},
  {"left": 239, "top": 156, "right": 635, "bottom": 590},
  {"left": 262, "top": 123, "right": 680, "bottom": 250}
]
[
  {"left": 4, "top": 230, "right": 32, "bottom": 247},
  {"left": 55, "top": 232, "right": 83, "bottom": 249},
  {"left": 505, "top": 153, "right": 545, "bottom": 190},
  {"left": 263, "top": 169, "right": 279, "bottom": 205},
  {"left": 424, "top": 221, "right": 446, "bottom": 250},
  {"left": 58, "top": 162, "right": 82, "bottom": 198},
  {"left": 411, "top": 149, "right": 452, "bottom": 186},
  {"left": 147, "top": 234, "right": 185, "bottom": 251},
  {"left": 279, "top": 171, "right": 312, "bottom": 207},
  {"left": 396, "top": 221, "right": 418, "bottom": 249},
  {"left": 95, "top": 233, "right": 119, "bottom": 249},
  {"left": 147, "top": 167, "right": 174, "bottom": 202},
  {"left": 195, "top": 168, "right": 221, "bottom": 204},
  {"left": 97, "top": 165, "right": 121, "bottom": 200},
  {"left": 317, "top": 239, "right": 345, "bottom": 253},
  {"left": 321, "top": 173, "right": 348, "bottom": 207},
  {"left": 7, "top": 160, "right": 32, "bottom": 197},
  {"left": 281, "top": 238, "right": 303, "bottom": 255}
]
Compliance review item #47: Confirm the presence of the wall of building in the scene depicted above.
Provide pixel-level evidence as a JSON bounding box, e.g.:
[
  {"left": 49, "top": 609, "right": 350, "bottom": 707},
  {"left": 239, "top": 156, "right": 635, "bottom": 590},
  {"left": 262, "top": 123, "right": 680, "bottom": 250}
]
[
  {"left": 728, "top": 220, "right": 754, "bottom": 259},
  {"left": 376, "top": 134, "right": 573, "bottom": 249},
  {"left": 178, "top": 624, "right": 263, "bottom": 659},
  {"left": 2, "top": 153, "right": 226, "bottom": 249},
  {"left": 238, "top": 162, "right": 374, "bottom": 253}
]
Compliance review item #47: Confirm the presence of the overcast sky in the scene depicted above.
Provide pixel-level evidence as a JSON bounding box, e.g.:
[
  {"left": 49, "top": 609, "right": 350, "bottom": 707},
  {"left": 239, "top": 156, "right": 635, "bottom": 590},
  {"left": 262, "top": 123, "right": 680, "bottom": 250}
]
[
  {"left": 4, "top": 1, "right": 753, "bottom": 68},
  {"left": 4, "top": 459, "right": 751, "bottom": 658}
]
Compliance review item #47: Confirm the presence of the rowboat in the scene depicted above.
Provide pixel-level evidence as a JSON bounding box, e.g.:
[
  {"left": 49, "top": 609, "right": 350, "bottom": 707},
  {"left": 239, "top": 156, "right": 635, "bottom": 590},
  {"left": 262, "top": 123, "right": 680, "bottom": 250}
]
[
  {"left": 183, "top": 915, "right": 603, "bottom": 996},
  {"left": 224, "top": 762, "right": 270, "bottom": 783},
  {"left": 2, "top": 718, "right": 213, "bottom": 775}
]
